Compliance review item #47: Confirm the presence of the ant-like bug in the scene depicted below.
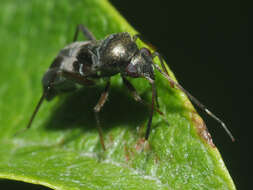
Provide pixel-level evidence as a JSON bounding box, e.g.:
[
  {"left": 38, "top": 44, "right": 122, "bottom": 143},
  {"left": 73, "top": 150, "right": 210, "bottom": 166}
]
[{"left": 19, "top": 24, "right": 234, "bottom": 150}]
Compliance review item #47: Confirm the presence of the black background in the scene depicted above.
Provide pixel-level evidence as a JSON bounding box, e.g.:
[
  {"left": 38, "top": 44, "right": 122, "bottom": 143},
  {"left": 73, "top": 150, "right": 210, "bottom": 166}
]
[
  {"left": 110, "top": 0, "right": 251, "bottom": 189},
  {"left": 1, "top": 0, "right": 251, "bottom": 189}
]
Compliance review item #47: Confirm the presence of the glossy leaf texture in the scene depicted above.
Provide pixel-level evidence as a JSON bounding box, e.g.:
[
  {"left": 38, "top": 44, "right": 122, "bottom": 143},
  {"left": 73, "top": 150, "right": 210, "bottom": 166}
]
[{"left": 0, "top": 0, "right": 236, "bottom": 189}]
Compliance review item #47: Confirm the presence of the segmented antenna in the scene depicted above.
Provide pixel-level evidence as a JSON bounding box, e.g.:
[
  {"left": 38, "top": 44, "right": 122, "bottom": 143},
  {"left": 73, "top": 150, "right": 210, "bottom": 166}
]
[{"left": 153, "top": 63, "right": 235, "bottom": 141}]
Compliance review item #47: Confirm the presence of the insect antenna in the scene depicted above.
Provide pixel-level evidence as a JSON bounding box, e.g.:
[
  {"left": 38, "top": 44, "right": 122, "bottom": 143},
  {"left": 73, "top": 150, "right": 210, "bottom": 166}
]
[
  {"left": 153, "top": 63, "right": 235, "bottom": 142},
  {"left": 15, "top": 88, "right": 48, "bottom": 136}
]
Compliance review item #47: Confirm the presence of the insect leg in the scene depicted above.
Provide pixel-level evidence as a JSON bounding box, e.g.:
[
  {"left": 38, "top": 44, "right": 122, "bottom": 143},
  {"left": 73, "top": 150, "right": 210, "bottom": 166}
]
[
  {"left": 122, "top": 77, "right": 142, "bottom": 103},
  {"left": 123, "top": 74, "right": 159, "bottom": 108},
  {"left": 93, "top": 81, "right": 111, "bottom": 151},
  {"left": 153, "top": 82, "right": 160, "bottom": 108},
  {"left": 73, "top": 24, "right": 96, "bottom": 42},
  {"left": 152, "top": 51, "right": 169, "bottom": 76},
  {"left": 61, "top": 70, "right": 95, "bottom": 86},
  {"left": 122, "top": 76, "right": 163, "bottom": 115}
]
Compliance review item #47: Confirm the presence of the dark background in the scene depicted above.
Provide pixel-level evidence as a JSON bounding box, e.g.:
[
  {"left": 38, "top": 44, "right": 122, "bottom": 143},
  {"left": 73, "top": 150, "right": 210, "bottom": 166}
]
[
  {"left": 1, "top": 0, "right": 251, "bottom": 189},
  {"left": 110, "top": 0, "right": 251, "bottom": 189}
]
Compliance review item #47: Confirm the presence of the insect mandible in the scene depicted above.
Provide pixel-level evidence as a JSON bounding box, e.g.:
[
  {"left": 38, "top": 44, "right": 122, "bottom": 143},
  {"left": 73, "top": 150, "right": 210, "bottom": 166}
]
[{"left": 18, "top": 24, "right": 234, "bottom": 150}]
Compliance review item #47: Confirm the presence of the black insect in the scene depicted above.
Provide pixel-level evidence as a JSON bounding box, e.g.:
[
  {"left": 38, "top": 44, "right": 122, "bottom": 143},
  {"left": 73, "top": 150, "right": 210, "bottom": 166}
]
[{"left": 19, "top": 25, "right": 234, "bottom": 150}]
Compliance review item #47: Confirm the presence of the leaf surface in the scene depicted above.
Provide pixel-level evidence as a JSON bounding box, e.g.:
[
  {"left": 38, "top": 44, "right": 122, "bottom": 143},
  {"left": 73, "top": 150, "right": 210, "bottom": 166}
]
[{"left": 0, "top": 0, "right": 236, "bottom": 189}]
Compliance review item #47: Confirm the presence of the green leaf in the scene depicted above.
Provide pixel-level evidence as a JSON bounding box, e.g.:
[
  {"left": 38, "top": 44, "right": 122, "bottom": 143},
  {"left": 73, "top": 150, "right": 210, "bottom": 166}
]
[{"left": 0, "top": 0, "right": 236, "bottom": 189}]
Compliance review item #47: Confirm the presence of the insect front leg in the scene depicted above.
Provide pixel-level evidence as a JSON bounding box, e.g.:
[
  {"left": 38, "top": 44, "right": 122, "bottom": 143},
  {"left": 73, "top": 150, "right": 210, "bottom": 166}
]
[
  {"left": 122, "top": 76, "right": 162, "bottom": 115},
  {"left": 93, "top": 80, "right": 111, "bottom": 151},
  {"left": 73, "top": 24, "right": 96, "bottom": 42},
  {"left": 122, "top": 77, "right": 142, "bottom": 103}
]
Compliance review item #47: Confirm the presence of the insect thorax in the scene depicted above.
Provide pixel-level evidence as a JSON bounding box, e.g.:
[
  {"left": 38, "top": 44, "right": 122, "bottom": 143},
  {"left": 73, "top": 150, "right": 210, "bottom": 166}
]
[{"left": 97, "top": 33, "right": 139, "bottom": 71}]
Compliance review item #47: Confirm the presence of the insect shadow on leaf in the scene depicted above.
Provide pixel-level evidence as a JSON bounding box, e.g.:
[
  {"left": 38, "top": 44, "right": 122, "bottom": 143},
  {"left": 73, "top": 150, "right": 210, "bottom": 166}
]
[{"left": 44, "top": 85, "right": 149, "bottom": 132}]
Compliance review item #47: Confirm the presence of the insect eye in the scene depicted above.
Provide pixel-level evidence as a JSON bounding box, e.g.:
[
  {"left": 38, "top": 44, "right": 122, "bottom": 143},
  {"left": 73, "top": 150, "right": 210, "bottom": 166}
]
[{"left": 140, "top": 48, "right": 151, "bottom": 56}]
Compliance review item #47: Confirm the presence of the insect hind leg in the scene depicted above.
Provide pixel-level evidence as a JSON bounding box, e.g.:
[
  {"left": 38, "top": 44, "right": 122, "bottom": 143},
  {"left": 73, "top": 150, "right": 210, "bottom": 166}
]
[{"left": 73, "top": 24, "right": 96, "bottom": 42}]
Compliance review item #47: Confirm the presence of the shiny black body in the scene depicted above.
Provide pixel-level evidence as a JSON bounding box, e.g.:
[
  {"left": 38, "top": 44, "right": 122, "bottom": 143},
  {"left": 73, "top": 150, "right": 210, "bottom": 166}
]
[{"left": 43, "top": 32, "right": 154, "bottom": 101}]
